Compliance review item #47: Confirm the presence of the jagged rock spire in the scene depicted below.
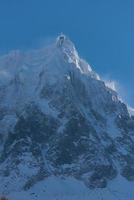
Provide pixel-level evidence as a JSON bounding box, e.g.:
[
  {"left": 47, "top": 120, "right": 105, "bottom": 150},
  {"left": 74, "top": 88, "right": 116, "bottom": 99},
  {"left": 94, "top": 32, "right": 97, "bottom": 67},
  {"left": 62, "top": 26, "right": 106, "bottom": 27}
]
[{"left": 56, "top": 33, "right": 66, "bottom": 47}]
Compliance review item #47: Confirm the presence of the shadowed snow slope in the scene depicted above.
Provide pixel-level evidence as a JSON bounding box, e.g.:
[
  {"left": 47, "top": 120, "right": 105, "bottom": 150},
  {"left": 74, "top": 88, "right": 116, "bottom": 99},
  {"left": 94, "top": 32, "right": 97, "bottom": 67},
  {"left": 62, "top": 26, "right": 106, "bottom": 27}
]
[
  {"left": 0, "top": 35, "right": 134, "bottom": 200},
  {"left": 8, "top": 176, "right": 134, "bottom": 200}
]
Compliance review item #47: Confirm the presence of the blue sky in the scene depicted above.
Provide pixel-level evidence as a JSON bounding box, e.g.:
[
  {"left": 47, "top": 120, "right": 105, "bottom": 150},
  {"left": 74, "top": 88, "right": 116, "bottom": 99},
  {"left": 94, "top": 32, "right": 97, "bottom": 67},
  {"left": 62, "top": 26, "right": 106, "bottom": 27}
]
[{"left": 0, "top": 0, "right": 133, "bottom": 106}]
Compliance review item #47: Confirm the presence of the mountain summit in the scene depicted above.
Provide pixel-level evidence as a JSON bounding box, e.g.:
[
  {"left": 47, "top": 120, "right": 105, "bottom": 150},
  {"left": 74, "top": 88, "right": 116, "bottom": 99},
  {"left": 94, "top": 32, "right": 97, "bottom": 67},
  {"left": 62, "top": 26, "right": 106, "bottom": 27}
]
[{"left": 0, "top": 35, "right": 134, "bottom": 200}]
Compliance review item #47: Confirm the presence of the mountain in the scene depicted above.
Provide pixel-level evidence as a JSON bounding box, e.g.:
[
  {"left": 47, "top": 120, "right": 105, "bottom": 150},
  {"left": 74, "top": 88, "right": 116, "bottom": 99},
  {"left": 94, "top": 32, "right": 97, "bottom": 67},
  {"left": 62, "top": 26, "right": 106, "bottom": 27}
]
[{"left": 0, "top": 35, "right": 134, "bottom": 200}]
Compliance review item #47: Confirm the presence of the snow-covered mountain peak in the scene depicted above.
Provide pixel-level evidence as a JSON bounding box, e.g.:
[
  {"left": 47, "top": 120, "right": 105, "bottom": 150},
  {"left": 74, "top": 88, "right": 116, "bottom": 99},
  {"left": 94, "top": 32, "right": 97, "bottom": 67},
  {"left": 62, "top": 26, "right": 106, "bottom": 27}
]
[
  {"left": 0, "top": 35, "right": 98, "bottom": 90},
  {"left": 58, "top": 35, "right": 93, "bottom": 77},
  {"left": 56, "top": 34, "right": 80, "bottom": 66},
  {"left": 0, "top": 35, "right": 123, "bottom": 114},
  {"left": 56, "top": 34, "right": 76, "bottom": 51},
  {"left": 0, "top": 35, "right": 134, "bottom": 200}
]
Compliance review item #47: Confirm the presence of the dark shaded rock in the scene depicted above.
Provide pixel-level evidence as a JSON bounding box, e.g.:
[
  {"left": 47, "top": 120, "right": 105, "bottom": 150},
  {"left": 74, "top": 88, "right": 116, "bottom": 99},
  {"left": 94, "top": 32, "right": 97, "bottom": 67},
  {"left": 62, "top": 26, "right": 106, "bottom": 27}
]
[
  {"left": 89, "top": 165, "right": 117, "bottom": 188},
  {"left": 122, "top": 165, "right": 134, "bottom": 181}
]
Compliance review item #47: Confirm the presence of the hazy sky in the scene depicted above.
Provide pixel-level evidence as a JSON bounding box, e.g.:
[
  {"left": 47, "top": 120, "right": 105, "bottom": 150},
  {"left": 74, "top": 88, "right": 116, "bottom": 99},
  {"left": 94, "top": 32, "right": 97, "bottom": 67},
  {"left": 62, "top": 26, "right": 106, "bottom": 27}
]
[{"left": 0, "top": 0, "right": 134, "bottom": 106}]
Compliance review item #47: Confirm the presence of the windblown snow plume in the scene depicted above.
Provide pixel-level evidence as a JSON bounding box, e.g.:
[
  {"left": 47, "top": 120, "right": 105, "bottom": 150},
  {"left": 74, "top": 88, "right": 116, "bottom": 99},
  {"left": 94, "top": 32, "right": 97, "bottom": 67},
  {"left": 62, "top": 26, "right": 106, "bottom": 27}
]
[{"left": 105, "top": 80, "right": 117, "bottom": 91}]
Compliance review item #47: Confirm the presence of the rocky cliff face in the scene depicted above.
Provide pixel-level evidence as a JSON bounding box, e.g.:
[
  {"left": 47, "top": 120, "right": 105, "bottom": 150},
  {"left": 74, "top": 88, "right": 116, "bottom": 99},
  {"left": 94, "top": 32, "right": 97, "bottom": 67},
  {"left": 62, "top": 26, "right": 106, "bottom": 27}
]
[{"left": 0, "top": 35, "right": 134, "bottom": 197}]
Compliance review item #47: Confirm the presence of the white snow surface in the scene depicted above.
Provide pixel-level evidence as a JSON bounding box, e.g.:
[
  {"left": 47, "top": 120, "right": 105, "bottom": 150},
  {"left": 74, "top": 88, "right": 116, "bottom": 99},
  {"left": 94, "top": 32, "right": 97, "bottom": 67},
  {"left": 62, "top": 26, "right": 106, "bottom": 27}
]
[{"left": 6, "top": 176, "right": 134, "bottom": 200}]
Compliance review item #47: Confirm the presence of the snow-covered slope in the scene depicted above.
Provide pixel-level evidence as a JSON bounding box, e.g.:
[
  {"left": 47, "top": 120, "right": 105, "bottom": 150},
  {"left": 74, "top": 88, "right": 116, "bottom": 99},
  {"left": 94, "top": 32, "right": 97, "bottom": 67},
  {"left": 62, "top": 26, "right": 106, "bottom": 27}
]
[
  {"left": 8, "top": 176, "right": 134, "bottom": 200},
  {"left": 0, "top": 34, "right": 134, "bottom": 199}
]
